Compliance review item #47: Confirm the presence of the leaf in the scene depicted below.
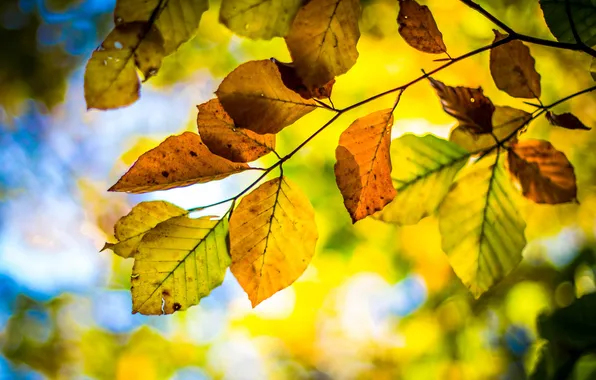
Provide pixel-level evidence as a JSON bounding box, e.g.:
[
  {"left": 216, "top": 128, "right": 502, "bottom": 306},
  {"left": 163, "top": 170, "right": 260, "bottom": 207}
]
[
  {"left": 539, "top": 0, "right": 596, "bottom": 47},
  {"left": 450, "top": 106, "right": 531, "bottom": 152},
  {"left": 274, "top": 60, "right": 335, "bottom": 100},
  {"left": 115, "top": 0, "right": 209, "bottom": 54},
  {"left": 546, "top": 111, "right": 591, "bottom": 130},
  {"left": 489, "top": 30, "right": 541, "bottom": 99},
  {"left": 229, "top": 177, "right": 318, "bottom": 307},
  {"left": 216, "top": 59, "right": 317, "bottom": 134},
  {"left": 335, "top": 109, "right": 396, "bottom": 223},
  {"left": 131, "top": 215, "right": 230, "bottom": 315},
  {"left": 109, "top": 132, "right": 250, "bottom": 193},
  {"left": 219, "top": 0, "right": 302, "bottom": 40},
  {"left": 374, "top": 134, "right": 469, "bottom": 225},
  {"left": 591, "top": 58, "right": 596, "bottom": 81},
  {"left": 438, "top": 151, "right": 526, "bottom": 298},
  {"left": 507, "top": 139, "right": 577, "bottom": 204},
  {"left": 197, "top": 99, "right": 276, "bottom": 163},
  {"left": 102, "top": 201, "right": 187, "bottom": 259},
  {"left": 285, "top": 0, "right": 361, "bottom": 89},
  {"left": 538, "top": 293, "right": 596, "bottom": 350},
  {"left": 397, "top": 0, "right": 447, "bottom": 54},
  {"left": 429, "top": 77, "right": 495, "bottom": 134},
  {"left": 84, "top": 23, "right": 165, "bottom": 110}
]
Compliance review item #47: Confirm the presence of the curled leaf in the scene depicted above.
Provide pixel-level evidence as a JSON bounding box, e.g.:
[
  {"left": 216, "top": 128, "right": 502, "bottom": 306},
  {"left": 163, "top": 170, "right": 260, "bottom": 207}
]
[
  {"left": 109, "top": 132, "right": 250, "bottom": 193},
  {"left": 219, "top": 0, "right": 302, "bottom": 39},
  {"left": 102, "top": 201, "right": 187, "bottom": 259},
  {"left": 229, "top": 177, "right": 318, "bottom": 307},
  {"left": 490, "top": 30, "right": 541, "bottom": 99},
  {"left": 507, "top": 139, "right": 577, "bottom": 204},
  {"left": 546, "top": 111, "right": 591, "bottom": 130},
  {"left": 335, "top": 109, "right": 396, "bottom": 223},
  {"left": 429, "top": 77, "right": 495, "bottom": 134},
  {"left": 197, "top": 99, "right": 276, "bottom": 162},
  {"left": 216, "top": 59, "right": 317, "bottom": 134},
  {"left": 285, "top": 0, "right": 361, "bottom": 89},
  {"left": 397, "top": 0, "right": 447, "bottom": 54}
]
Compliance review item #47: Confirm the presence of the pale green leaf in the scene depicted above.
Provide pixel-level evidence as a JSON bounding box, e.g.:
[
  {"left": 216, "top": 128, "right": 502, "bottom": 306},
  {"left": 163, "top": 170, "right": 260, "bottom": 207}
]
[
  {"left": 132, "top": 215, "right": 230, "bottom": 315},
  {"left": 374, "top": 134, "right": 470, "bottom": 225},
  {"left": 219, "top": 0, "right": 302, "bottom": 39},
  {"left": 438, "top": 151, "right": 527, "bottom": 298}
]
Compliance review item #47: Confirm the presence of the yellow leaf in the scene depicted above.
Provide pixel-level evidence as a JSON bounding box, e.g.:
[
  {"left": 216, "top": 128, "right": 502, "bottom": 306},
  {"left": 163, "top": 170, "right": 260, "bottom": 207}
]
[
  {"left": 397, "top": 0, "right": 447, "bottom": 54},
  {"left": 84, "top": 23, "right": 165, "bottom": 110},
  {"left": 132, "top": 215, "right": 230, "bottom": 315},
  {"left": 229, "top": 176, "right": 318, "bottom": 307},
  {"left": 109, "top": 132, "right": 250, "bottom": 193},
  {"left": 197, "top": 98, "right": 276, "bottom": 162},
  {"left": 219, "top": 0, "right": 302, "bottom": 39},
  {"left": 216, "top": 59, "right": 317, "bottom": 134},
  {"left": 115, "top": 0, "right": 208, "bottom": 54},
  {"left": 438, "top": 151, "right": 526, "bottom": 298},
  {"left": 490, "top": 30, "right": 541, "bottom": 99},
  {"left": 285, "top": 0, "right": 361, "bottom": 89},
  {"left": 450, "top": 106, "right": 531, "bottom": 152},
  {"left": 335, "top": 109, "right": 396, "bottom": 223},
  {"left": 374, "top": 134, "right": 469, "bottom": 225},
  {"left": 102, "top": 201, "right": 187, "bottom": 259},
  {"left": 507, "top": 139, "right": 577, "bottom": 204}
]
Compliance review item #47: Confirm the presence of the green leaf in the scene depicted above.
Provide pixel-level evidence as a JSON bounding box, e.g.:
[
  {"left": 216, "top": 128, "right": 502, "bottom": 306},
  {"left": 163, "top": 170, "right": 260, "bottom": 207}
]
[
  {"left": 115, "top": 0, "right": 209, "bottom": 54},
  {"left": 374, "top": 134, "right": 469, "bottom": 225},
  {"left": 438, "top": 150, "right": 527, "bottom": 298},
  {"left": 132, "top": 215, "right": 230, "bottom": 315},
  {"left": 102, "top": 201, "right": 187, "bottom": 259},
  {"left": 219, "top": 0, "right": 302, "bottom": 39},
  {"left": 540, "top": 0, "right": 596, "bottom": 46}
]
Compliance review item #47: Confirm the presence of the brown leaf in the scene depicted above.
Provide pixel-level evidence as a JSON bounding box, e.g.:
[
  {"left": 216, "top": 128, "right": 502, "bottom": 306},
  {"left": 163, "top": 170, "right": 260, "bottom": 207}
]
[
  {"left": 197, "top": 99, "right": 276, "bottom": 162},
  {"left": 508, "top": 139, "right": 577, "bottom": 204},
  {"left": 274, "top": 60, "right": 335, "bottom": 99},
  {"left": 109, "top": 132, "right": 250, "bottom": 193},
  {"left": 335, "top": 109, "right": 397, "bottom": 223},
  {"left": 429, "top": 77, "right": 495, "bottom": 134},
  {"left": 285, "top": 0, "right": 361, "bottom": 89},
  {"left": 546, "top": 111, "right": 591, "bottom": 130},
  {"left": 490, "top": 30, "right": 541, "bottom": 99},
  {"left": 216, "top": 60, "right": 317, "bottom": 135},
  {"left": 397, "top": 0, "right": 447, "bottom": 54}
]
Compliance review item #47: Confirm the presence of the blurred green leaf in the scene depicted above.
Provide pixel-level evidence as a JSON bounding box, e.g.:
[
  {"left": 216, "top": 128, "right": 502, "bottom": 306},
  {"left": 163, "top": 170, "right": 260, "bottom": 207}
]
[{"left": 540, "top": 0, "right": 596, "bottom": 46}]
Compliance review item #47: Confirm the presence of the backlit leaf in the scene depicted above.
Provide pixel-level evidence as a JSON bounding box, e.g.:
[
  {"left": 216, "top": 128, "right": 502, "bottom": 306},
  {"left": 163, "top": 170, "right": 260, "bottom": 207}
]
[
  {"left": 438, "top": 151, "right": 526, "bottom": 298},
  {"left": 219, "top": 0, "right": 302, "bottom": 39},
  {"left": 285, "top": 0, "right": 361, "bottom": 89},
  {"left": 397, "top": 0, "right": 447, "bottom": 54},
  {"left": 429, "top": 77, "right": 495, "bottom": 134},
  {"left": 197, "top": 99, "right": 276, "bottom": 163},
  {"left": 546, "top": 111, "right": 591, "bottom": 130},
  {"left": 490, "top": 30, "right": 541, "bottom": 99},
  {"left": 216, "top": 59, "right": 317, "bottom": 134},
  {"left": 102, "top": 201, "right": 187, "bottom": 259},
  {"left": 450, "top": 106, "right": 531, "bottom": 152},
  {"left": 109, "top": 132, "right": 250, "bottom": 193},
  {"left": 539, "top": 0, "right": 596, "bottom": 46},
  {"left": 132, "top": 215, "right": 230, "bottom": 315},
  {"left": 115, "top": 0, "right": 209, "bottom": 54},
  {"left": 335, "top": 109, "right": 396, "bottom": 223},
  {"left": 507, "top": 139, "right": 577, "bottom": 204},
  {"left": 229, "top": 177, "right": 318, "bottom": 307},
  {"left": 374, "top": 134, "right": 469, "bottom": 225},
  {"left": 591, "top": 58, "right": 596, "bottom": 81},
  {"left": 84, "top": 23, "right": 165, "bottom": 110},
  {"left": 274, "top": 60, "right": 335, "bottom": 100}
]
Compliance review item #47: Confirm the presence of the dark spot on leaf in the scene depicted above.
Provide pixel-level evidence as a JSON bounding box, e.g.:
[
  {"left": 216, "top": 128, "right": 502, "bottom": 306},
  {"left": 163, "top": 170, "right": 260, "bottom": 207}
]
[
  {"left": 162, "top": 290, "right": 170, "bottom": 296},
  {"left": 173, "top": 303, "right": 181, "bottom": 310},
  {"left": 162, "top": 171, "right": 169, "bottom": 178},
  {"left": 190, "top": 150, "right": 197, "bottom": 157}
]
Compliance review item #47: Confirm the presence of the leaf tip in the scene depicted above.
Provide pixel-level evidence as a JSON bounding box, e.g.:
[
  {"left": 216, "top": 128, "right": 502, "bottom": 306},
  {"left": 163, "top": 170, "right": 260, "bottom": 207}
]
[{"left": 100, "top": 242, "right": 115, "bottom": 252}]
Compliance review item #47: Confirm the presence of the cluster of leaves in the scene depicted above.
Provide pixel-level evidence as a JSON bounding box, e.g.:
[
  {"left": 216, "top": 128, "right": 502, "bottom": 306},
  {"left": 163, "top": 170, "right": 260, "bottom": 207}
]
[{"left": 93, "top": 0, "right": 596, "bottom": 315}]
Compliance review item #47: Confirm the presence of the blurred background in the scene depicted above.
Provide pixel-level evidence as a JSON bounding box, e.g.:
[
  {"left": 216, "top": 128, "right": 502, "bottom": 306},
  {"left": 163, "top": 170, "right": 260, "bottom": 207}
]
[{"left": 1, "top": 0, "right": 596, "bottom": 378}]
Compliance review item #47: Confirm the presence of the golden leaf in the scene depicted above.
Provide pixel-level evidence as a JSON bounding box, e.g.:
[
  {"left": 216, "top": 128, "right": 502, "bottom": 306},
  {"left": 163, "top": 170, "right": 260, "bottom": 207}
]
[
  {"left": 219, "top": 0, "right": 302, "bottom": 39},
  {"left": 397, "top": 0, "right": 447, "bottom": 54}
]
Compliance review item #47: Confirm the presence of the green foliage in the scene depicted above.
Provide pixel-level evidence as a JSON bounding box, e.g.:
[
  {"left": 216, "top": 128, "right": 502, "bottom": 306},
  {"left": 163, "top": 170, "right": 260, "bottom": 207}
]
[{"left": 540, "top": 0, "right": 596, "bottom": 46}]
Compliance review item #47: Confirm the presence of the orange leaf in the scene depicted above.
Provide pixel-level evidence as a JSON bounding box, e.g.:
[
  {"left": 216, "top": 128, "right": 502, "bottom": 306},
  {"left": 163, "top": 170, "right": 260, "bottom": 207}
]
[
  {"left": 335, "top": 109, "right": 397, "bottom": 223},
  {"left": 197, "top": 99, "right": 276, "bottom": 162},
  {"left": 397, "top": 0, "right": 447, "bottom": 54},
  {"left": 216, "top": 59, "right": 317, "bottom": 134},
  {"left": 507, "top": 139, "right": 577, "bottom": 204},
  {"left": 109, "top": 132, "right": 249, "bottom": 193}
]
